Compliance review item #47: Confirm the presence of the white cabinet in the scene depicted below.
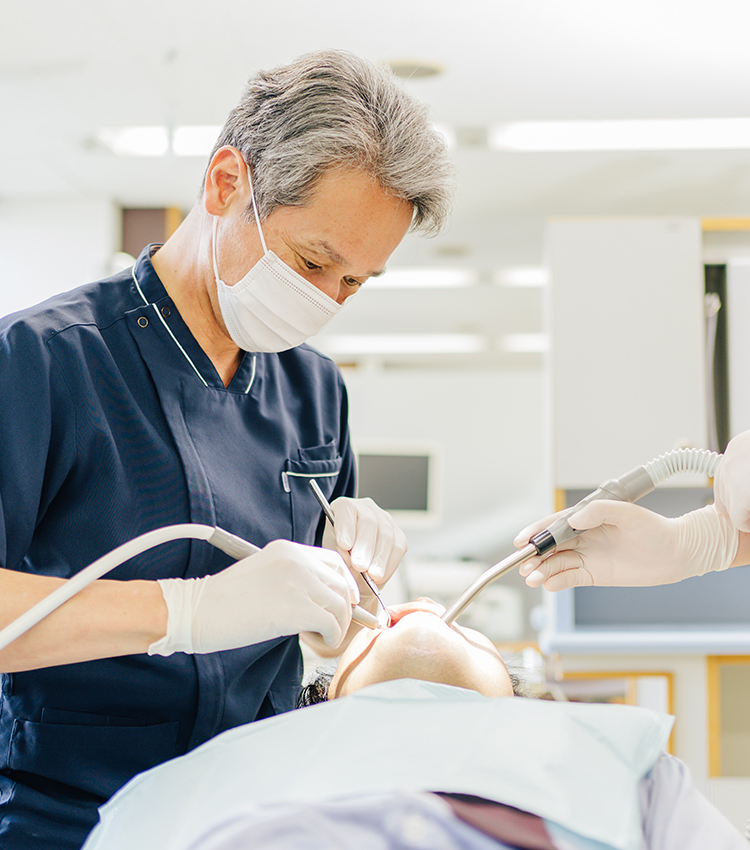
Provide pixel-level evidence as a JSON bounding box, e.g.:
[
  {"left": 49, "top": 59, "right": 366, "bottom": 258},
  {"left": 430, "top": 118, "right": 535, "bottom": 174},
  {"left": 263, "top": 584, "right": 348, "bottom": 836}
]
[{"left": 546, "top": 217, "right": 707, "bottom": 488}]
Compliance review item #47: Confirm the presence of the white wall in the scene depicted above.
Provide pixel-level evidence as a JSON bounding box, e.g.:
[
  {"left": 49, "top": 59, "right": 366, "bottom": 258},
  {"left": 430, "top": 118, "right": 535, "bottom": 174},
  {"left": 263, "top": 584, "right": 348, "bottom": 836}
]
[
  {"left": 343, "top": 367, "right": 552, "bottom": 564},
  {"left": 0, "top": 199, "right": 119, "bottom": 318}
]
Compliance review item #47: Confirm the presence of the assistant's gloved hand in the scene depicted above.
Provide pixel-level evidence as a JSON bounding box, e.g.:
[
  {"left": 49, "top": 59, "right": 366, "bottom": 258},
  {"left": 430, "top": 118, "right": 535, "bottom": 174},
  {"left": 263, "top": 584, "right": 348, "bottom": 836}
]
[
  {"left": 513, "top": 501, "right": 739, "bottom": 592},
  {"left": 714, "top": 430, "right": 750, "bottom": 532},
  {"left": 322, "top": 497, "right": 408, "bottom": 587},
  {"left": 148, "top": 540, "right": 359, "bottom": 656}
]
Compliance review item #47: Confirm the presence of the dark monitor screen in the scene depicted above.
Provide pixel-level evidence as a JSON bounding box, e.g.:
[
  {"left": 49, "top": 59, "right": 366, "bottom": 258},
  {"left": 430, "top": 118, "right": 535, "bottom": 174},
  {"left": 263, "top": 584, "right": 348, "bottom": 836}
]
[
  {"left": 574, "top": 568, "right": 750, "bottom": 628},
  {"left": 356, "top": 453, "right": 430, "bottom": 512},
  {"left": 567, "top": 486, "right": 750, "bottom": 629}
]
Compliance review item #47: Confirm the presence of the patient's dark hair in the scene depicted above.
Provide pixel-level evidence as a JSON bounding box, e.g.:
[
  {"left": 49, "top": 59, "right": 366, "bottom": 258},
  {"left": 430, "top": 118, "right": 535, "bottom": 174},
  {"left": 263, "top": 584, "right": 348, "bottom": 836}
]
[{"left": 297, "top": 669, "right": 528, "bottom": 707}]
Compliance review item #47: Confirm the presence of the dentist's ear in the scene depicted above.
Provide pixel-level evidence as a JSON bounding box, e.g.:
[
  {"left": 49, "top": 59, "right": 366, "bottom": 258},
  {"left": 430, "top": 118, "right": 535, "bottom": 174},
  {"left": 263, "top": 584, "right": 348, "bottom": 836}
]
[{"left": 203, "top": 146, "right": 245, "bottom": 216}]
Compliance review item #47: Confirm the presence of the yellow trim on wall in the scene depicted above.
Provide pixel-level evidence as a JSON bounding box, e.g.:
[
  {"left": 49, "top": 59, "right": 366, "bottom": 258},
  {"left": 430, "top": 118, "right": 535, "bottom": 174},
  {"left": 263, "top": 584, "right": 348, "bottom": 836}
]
[
  {"left": 706, "top": 655, "right": 750, "bottom": 777},
  {"left": 165, "top": 207, "right": 184, "bottom": 239},
  {"left": 702, "top": 217, "right": 750, "bottom": 232}
]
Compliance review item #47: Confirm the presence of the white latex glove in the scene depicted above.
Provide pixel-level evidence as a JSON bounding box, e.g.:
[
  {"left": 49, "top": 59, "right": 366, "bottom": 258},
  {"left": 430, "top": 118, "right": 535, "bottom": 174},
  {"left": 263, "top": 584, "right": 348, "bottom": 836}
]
[
  {"left": 148, "top": 539, "right": 359, "bottom": 656},
  {"left": 513, "top": 501, "right": 739, "bottom": 592},
  {"left": 322, "top": 497, "right": 408, "bottom": 586},
  {"left": 714, "top": 430, "right": 750, "bottom": 532}
]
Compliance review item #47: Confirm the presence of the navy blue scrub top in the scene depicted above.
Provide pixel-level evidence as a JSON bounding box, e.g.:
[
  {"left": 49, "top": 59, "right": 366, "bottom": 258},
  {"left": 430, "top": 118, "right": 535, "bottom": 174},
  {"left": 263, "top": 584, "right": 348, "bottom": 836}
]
[{"left": 0, "top": 246, "right": 356, "bottom": 849}]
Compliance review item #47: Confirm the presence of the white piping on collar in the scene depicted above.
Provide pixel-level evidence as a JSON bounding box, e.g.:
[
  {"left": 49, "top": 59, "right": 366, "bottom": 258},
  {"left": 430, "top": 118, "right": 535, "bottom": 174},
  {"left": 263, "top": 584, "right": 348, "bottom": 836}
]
[
  {"left": 132, "top": 264, "right": 209, "bottom": 388},
  {"left": 151, "top": 304, "right": 209, "bottom": 388},
  {"left": 132, "top": 265, "right": 148, "bottom": 306},
  {"left": 244, "top": 355, "right": 257, "bottom": 394},
  {"left": 133, "top": 263, "right": 257, "bottom": 393}
]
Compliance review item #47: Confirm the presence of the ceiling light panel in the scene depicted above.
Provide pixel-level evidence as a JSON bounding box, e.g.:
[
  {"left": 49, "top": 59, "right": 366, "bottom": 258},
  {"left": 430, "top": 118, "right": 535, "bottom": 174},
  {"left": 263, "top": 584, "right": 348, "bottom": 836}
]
[
  {"left": 368, "top": 268, "right": 477, "bottom": 289},
  {"left": 96, "top": 126, "right": 169, "bottom": 157},
  {"left": 500, "top": 334, "right": 548, "bottom": 353},
  {"left": 489, "top": 118, "right": 750, "bottom": 152},
  {"left": 172, "top": 125, "right": 222, "bottom": 157},
  {"left": 494, "top": 266, "right": 549, "bottom": 287},
  {"left": 317, "top": 334, "right": 485, "bottom": 354}
]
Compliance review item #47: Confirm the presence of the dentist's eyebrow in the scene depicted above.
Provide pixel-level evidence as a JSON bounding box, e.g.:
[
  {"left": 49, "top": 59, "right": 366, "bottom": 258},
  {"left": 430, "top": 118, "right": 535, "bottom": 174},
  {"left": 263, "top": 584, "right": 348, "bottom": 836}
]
[{"left": 309, "top": 240, "right": 385, "bottom": 278}]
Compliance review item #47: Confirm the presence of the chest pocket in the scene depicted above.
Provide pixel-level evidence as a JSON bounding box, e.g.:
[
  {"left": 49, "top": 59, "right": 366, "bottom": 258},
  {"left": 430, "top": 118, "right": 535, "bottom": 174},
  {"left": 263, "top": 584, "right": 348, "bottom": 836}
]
[{"left": 282, "top": 443, "right": 342, "bottom": 544}]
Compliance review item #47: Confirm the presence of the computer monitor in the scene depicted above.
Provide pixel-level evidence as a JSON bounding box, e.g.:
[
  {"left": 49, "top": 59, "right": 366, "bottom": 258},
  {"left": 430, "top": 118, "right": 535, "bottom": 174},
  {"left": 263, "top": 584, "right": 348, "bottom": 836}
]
[{"left": 354, "top": 444, "right": 441, "bottom": 527}]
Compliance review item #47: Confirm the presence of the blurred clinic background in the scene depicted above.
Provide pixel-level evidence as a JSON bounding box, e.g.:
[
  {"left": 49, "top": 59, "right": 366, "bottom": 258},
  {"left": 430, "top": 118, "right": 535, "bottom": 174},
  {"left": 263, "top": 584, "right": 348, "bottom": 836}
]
[{"left": 5, "top": 0, "right": 750, "bottom": 829}]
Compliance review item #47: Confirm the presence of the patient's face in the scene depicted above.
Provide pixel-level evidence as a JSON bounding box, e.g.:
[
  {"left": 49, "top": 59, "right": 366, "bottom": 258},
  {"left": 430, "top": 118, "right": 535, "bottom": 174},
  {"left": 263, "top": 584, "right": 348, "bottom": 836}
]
[{"left": 329, "top": 599, "right": 515, "bottom": 699}]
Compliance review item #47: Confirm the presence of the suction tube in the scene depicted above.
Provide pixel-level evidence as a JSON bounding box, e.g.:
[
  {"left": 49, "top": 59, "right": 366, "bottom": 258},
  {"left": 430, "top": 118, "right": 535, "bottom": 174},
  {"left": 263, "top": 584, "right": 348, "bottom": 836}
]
[
  {"left": 0, "top": 524, "right": 382, "bottom": 653},
  {"left": 0, "top": 524, "right": 259, "bottom": 653},
  {"left": 441, "top": 447, "right": 722, "bottom": 625}
]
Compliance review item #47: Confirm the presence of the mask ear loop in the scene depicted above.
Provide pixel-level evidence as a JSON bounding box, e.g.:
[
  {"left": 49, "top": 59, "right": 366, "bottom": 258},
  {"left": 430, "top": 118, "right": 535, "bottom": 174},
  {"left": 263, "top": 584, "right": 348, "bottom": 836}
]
[
  {"left": 211, "top": 216, "right": 224, "bottom": 286},
  {"left": 246, "top": 164, "right": 268, "bottom": 254},
  {"left": 211, "top": 160, "right": 267, "bottom": 286}
]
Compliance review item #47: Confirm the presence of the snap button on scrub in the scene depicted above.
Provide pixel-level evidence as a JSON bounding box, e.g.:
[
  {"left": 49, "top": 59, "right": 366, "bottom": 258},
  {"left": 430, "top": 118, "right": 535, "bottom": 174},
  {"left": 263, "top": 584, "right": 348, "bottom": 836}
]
[
  {"left": 161, "top": 306, "right": 171, "bottom": 318},
  {"left": 137, "top": 316, "right": 148, "bottom": 328}
]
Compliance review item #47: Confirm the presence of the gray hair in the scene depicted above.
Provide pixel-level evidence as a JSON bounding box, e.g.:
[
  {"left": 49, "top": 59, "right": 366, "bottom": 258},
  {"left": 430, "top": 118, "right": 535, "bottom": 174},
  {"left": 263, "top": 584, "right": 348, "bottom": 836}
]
[{"left": 207, "top": 49, "right": 455, "bottom": 235}]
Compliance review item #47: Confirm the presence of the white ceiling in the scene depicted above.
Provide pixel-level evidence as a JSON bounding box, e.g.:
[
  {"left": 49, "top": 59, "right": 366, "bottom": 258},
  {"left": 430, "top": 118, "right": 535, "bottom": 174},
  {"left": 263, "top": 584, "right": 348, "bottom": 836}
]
[{"left": 4, "top": 0, "right": 750, "bottom": 367}]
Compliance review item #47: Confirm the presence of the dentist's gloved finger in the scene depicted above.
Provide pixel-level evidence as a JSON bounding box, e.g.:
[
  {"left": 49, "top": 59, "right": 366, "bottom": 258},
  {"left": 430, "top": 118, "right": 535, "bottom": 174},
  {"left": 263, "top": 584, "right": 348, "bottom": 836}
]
[
  {"left": 524, "top": 549, "right": 587, "bottom": 587},
  {"left": 329, "top": 498, "right": 359, "bottom": 551},
  {"left": 536, "top": 564, "right": 595, "bottom": 592},
  {"left": 376, "top": 529, "right": 408, "bottom": 584},
  {"left": 365, "top": 515, "right": 408, "bottom": 584},
  {"left": 314, "top": 603, "right": 351, "bottom": 648},
  {"left": 318, "top": 549, "right": 361, "bottom": 606},
  {"left": 346, "top": 499, "right": 384, "bottom": 572}
]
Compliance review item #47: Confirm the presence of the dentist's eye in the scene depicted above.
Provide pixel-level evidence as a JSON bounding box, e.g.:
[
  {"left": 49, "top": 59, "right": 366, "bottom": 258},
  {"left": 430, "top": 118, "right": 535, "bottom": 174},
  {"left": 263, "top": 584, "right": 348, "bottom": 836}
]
[
  {"left": 344, "top": 277, "right": 362, "bottom": 288},
  {"left": 303, "top": 259, "right": 321, "bottom": 271}
]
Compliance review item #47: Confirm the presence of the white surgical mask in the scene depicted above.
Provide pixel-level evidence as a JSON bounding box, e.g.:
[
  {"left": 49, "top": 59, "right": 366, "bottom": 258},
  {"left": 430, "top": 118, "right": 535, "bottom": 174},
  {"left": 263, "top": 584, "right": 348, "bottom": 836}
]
[{"left": 213, "top": 167, "right": 343, "bottom": 353}]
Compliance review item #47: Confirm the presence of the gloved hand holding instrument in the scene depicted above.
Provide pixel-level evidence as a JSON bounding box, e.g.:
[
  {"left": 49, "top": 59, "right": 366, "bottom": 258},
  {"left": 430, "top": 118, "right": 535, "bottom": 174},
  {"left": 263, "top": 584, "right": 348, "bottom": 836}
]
[{"left": 442, "top": 448, "right": 736, "bottom": 624}]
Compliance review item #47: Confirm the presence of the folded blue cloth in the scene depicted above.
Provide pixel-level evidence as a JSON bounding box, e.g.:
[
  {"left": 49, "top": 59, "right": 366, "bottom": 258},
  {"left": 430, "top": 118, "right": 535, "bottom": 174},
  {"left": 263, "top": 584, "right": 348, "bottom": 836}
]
[{"left": 85, "top": 679, "right": 673, "bottom": 850}]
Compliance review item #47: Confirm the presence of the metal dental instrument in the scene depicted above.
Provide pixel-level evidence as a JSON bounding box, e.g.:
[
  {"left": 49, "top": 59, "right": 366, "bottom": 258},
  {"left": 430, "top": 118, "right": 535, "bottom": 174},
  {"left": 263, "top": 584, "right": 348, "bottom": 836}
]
[
  {"left": 309, "top": 478, "right": 391, "bottom": 628},
  {"left": 441, "top": 447, "right": 723, "bottom": 626}
]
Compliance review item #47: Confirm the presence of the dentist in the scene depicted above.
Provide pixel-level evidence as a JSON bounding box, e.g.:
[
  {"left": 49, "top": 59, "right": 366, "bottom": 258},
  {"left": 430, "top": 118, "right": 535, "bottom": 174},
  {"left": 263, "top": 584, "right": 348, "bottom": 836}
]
[{"left": 0, "top": 50, "right": 454, "bottom": 848}]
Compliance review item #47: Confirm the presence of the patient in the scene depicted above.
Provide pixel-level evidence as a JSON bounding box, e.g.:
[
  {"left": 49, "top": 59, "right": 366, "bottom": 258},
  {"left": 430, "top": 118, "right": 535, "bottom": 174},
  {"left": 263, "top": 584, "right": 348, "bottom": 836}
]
[
  {"left": 83, "top": 600, "right": 746, "bottom": 850},
  {"left": 300, "top": 597, "right": 524, "bottom": 704}
]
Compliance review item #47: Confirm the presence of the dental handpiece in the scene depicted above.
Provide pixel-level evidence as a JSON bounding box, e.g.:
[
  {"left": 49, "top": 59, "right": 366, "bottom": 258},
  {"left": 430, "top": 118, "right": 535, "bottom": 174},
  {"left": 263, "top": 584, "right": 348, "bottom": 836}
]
[
  {"left": 308, "top": 479, "right": 391, "bottom": 628},
  {"left": 441, "top": 447, "right": 723, "bottom": 625}
]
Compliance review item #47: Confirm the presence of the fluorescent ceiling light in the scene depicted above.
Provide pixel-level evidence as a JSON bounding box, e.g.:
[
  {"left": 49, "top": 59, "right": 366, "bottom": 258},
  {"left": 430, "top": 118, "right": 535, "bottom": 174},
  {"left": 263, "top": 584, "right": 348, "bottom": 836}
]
[
  {"left": 318, "top": 334, "right": 485, "bottom": 354},
  {"left": 489, "top": 118, "right": 750, "bottom": 152},
  {"left": 172, "top": 125, "right": 222, "bottom": 157},
  {"left": 369, "top": 268, "right": 476, "bottom": 289},
  {"left": 97, "top": 126, "right": 169, "bottom": 157},
  {"left": 97, "top": 125, "right": 222, "bottom": 157},
  {"left": 500, "top": 334, "right": 548, "bottom": 353},
  {"left": 494, "top": 266, "right": 549, "bottom": 287}
]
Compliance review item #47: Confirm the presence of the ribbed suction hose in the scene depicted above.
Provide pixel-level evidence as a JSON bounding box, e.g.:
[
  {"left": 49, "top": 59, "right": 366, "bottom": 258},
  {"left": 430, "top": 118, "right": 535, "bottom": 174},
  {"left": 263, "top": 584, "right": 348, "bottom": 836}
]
[
  {"left": 531, "top": 447, "right": 722, "bottom": 557},
  {"left": 441, "top": 447, "right": 722, "bottom": 625},
  {"left": 643, "top": 447, "right": 721, "bottom": 485}
]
